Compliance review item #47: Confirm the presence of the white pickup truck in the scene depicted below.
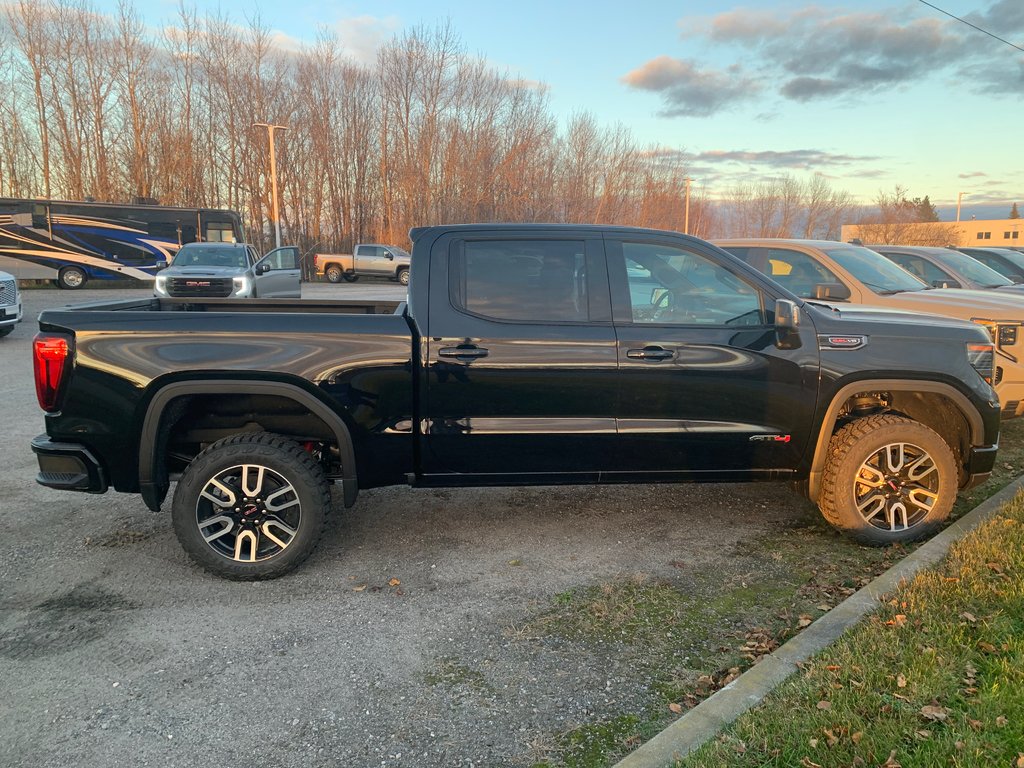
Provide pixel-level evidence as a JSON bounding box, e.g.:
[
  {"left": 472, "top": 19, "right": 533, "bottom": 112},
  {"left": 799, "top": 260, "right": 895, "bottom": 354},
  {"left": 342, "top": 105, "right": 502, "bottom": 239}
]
[{"left": 315, "top": 244, "right": 411, "bottom": 285}]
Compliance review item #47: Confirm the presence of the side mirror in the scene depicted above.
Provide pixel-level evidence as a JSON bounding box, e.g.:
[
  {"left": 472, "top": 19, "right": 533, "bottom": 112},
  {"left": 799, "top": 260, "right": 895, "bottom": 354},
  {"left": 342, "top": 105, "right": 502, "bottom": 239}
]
[
  {"left": 256, "top": 262, "right": 270, "bottom": 275},
  {"left": 386, "top": 251, "right": 394, "bottom": 260},
  {"left": 813, "top": 282, "right": 851, "bottom": 300},
  {"left": 775, "top": 299, "right": 802, "bottom": 349},
  {"left": 931, "top": 279, "right": 960, "bottom": 289}
]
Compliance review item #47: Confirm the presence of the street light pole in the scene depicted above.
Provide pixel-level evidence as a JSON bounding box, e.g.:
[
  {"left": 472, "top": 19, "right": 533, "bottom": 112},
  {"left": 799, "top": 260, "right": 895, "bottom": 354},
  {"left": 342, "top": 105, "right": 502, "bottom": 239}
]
[
  {"left": 683, "top": 177, "right": 692, "bottom": 235},
  {"left": 956, "top": 191, "right": 966, "bottom": 223},
  {"left": 253, "top": 122, "right": 288, "bottom": 249}
]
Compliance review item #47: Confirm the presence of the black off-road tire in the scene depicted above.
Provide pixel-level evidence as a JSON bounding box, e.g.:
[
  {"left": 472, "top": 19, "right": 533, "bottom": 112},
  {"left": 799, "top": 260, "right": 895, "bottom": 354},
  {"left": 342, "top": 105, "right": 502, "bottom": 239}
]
[
  {"left": 818, "top": 414, "right": 957, "bottom": 545},
  {"left": 325, "top": 264, "right": 343, "bottom": 283},
  {"left": 57, "top": 266, "right": 87, "bottom": 289},
  {"left": 0, "top": 326, "right": 13, "bottom": 338},
  {"left": 342, "top": 272, "right": 359, "bottom": 283},
  {"left": 397, "top": 267, "right": 410, "bottom": 286},
  {"left": 171, "top": 433, "right": 331, "bottom": 580}
]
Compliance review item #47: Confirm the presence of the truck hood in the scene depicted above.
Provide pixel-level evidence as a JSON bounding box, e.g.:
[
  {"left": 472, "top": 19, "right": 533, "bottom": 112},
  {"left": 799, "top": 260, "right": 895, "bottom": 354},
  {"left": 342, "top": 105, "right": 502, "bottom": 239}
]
[
  {"left": 805, "top": 301, "right": 991, "bottom": 340},
  {"left": 873, "top": 288, "right": 1024, "bottom": 320},
  {"left": 158, "top": 265, "right": 248, "bottom": 278}
]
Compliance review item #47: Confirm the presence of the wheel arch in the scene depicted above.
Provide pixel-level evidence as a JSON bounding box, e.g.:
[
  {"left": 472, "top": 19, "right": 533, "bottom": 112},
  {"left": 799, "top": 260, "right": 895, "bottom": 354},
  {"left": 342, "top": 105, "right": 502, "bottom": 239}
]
[
  {"left": 138, "top": 379, "right": 358, "bottom": 512},
  {"left": 808, "top": 378, "right": 984, "bottom": 502}
]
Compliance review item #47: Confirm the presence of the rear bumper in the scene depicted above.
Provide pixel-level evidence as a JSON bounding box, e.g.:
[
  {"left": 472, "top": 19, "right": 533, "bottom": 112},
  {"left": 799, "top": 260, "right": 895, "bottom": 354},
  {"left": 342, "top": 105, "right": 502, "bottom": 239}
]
[
  {"left": 31, "top": 435, "right": 108, "bottom": 493},
  {"left": 963, "top": 443, "right": 999, "bottom": 489}
]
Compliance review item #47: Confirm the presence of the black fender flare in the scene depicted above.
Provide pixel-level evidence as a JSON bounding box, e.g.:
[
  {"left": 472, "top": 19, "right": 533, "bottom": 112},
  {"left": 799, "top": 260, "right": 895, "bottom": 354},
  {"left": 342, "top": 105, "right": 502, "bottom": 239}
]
[
  {"left": 138, "top": 380, "right": 358, "bottom": 511},
  {"left": 808, "top": 378, "right": 985, "bottom": 502}
]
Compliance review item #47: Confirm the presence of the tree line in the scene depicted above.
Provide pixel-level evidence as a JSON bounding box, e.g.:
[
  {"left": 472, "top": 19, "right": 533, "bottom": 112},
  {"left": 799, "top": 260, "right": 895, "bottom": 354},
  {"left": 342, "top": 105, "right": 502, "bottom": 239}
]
[{"left": 0, "top": 1, "right": 861, "bottom": 253}]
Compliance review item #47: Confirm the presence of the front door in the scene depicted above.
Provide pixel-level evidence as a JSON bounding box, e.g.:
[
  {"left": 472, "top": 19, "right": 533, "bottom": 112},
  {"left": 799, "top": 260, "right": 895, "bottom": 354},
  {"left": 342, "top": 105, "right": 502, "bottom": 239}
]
[
  {"left": 421, "top": 232, "right": 618, "bottom": 478},
  {"left": 254, "top": 247, "right": 301, "bottom": 297},
  {"left": 607, "top": 236, "right": 819, "bottom": 478}
]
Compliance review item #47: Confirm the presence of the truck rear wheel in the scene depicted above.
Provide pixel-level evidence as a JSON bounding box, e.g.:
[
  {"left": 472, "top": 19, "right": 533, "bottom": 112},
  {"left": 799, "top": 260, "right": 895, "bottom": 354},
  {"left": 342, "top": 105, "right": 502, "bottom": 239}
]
[
  {"left": 325, "top": 265, "right": 343, "bottom": 283},
  {"left": 818, "top": 414, "right": 957, "bottom": 545},
  {"left": 171, "top": 433, "right": 330, "bottom": 580}
]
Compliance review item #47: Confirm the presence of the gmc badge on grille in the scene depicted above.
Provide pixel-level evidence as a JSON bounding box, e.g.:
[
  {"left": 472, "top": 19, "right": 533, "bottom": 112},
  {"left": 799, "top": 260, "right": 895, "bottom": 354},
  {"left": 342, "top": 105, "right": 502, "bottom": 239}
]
[{"left": 185, "top": 281, "right": 211, "bottom": 287}]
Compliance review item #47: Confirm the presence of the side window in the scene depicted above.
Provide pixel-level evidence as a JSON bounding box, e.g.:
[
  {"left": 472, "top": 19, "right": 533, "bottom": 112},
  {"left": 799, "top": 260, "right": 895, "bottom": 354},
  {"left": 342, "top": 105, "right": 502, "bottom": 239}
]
[
  {"left": 206, "top": 221, "right": 236, "bottom": 243},
  {"left": 263, "top": 247, "right": 298, "bottom": 270},
  {"left": 451, "top": 240, "right": 588, "bottom": 323},
  {"left": 883, "top": 253, "right": 935, "bottom": 281},
  {"left": 760, "top": 248, "right": 841, "bottom": 299},
  {"left": 622, "top": 242, "right": 763, "bottom": 325}
]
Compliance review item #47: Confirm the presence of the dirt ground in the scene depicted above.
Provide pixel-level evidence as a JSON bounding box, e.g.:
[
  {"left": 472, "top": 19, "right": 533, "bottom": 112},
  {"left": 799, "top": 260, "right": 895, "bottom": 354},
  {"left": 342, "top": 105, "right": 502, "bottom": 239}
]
[{"left": 0, "top": 283, "right": 896, "bottom": 768}]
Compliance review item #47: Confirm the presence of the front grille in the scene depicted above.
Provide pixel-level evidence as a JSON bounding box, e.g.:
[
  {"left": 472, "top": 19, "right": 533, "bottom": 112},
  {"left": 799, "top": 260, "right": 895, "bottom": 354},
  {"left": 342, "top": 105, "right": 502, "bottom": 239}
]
[
  {"left": 167, "top": 277, "right": 233, "bottom": 298},
  {"left": 0, "top": 279, "right": 16, "bottom": 306}
]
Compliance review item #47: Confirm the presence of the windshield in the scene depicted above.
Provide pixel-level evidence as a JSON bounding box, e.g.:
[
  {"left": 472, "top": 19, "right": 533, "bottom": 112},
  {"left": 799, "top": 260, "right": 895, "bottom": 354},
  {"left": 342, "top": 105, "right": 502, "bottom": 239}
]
[
  {"left": 932, "top": 249, "right": 1012, "bottom": 287},
  {"left": 822, "top": 246, "right": 927, "bottom": 294},
  {"left": 172, "top": 246, "right": 249, "bottom": 269}
]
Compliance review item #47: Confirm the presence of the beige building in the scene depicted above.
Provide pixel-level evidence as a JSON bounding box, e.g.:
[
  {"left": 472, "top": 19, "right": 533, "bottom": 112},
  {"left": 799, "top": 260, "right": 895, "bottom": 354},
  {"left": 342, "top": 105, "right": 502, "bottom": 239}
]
[{"left": 841, "top": 218, "right": 1024, "bottom": 247}]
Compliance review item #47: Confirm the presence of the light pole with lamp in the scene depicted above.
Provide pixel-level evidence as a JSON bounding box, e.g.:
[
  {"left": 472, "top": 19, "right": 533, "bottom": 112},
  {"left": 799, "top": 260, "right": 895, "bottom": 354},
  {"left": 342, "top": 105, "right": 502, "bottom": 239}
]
[{"left": 253, "top": 122, "right": 288, "bottom": 249}]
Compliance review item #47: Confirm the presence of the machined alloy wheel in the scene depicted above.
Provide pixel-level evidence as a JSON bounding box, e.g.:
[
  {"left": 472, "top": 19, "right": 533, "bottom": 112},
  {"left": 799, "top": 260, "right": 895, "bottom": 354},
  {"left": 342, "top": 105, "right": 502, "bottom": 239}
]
[
  {"left": 853, "top": 441, "right": 939, "bottom": 532},
  {"left": 398, "top": 268, "right": 410, "bottom": 286},
  {"left": 325, "top": 265, "right": 343, "bottom": 283},
  {"left": 818, "top": 414, "right": 957, "bottom": 545},
  {"left": 172, "top": 433, "right": 330, "bottom": 579}
]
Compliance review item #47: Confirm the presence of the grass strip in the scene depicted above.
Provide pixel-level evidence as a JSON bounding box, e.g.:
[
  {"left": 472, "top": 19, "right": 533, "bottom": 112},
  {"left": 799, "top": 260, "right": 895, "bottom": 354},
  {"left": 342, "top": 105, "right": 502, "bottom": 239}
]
[{"left": 677, "top": 492, "right": 1024, "bottom": 768}]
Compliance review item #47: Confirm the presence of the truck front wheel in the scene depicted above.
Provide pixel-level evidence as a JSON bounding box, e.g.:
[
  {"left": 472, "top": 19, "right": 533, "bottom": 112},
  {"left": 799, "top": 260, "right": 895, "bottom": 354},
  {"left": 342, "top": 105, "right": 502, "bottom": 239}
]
[
  {"left": 818, "top": 414, "right": 957, "bottom": 545},
  {"left": 397, "top": 267, "right": 409, "bottom": 286},
  {"left": 171, "top": 433, "right": 331, "bottom": 580}
]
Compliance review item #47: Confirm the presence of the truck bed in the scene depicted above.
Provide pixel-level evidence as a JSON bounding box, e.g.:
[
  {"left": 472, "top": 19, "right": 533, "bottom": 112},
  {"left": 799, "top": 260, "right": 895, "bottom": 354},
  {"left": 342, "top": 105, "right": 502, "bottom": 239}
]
[{"left": 45, "top": 297, "right": 405, "bottom": 316}]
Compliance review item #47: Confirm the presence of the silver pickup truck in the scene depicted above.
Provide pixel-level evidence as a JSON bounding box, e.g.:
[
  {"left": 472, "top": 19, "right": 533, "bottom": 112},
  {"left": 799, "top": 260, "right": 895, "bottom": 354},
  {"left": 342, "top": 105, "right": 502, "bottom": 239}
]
[
  {"left": 315, "top": 243, "right": 411, "bottom": 285},
  {"left": 154, "top": 242, "right": 301, "bottom": 299}
]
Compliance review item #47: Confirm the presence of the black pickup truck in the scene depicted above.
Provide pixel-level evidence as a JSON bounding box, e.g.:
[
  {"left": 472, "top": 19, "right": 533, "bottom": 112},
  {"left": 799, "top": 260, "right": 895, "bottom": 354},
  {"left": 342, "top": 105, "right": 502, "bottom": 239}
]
[{"left": 32, "top": 224, "right": 1001, "bottom": 579}]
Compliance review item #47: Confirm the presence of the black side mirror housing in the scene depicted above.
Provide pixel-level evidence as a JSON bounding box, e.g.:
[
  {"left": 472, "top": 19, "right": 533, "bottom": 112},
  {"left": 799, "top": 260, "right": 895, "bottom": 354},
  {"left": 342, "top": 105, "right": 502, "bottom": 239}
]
[
  {"left": 775, "top": 299, "right": 802, "bottom": 349},
  {"left": 256, "top": 263, "right": 270, "bottom": 275}
]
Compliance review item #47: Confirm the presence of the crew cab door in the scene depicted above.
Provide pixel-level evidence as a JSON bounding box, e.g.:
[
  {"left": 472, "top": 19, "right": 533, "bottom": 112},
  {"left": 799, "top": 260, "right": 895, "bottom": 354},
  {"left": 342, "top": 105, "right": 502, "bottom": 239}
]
[
  {"left": 355, "top": 245, "right": 391, "bottom": 275},
  {"left": 607, "top": 236, "right": 820, "bottom": 476},
  {"left": 421, "top": 232, "right": 618, "bottom": 477},
  {"left": 254, "top": 246, "right": 301, "bottom": 297}
]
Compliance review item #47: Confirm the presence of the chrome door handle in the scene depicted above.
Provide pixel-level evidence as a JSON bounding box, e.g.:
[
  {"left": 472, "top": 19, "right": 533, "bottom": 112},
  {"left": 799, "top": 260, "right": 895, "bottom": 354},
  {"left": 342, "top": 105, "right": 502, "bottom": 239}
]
[
  {"left": 625, "top": 346, "right": 674, "bottom": 361},
  {"left": 438, "top": 345, "right": 489, "bottom": 360}
]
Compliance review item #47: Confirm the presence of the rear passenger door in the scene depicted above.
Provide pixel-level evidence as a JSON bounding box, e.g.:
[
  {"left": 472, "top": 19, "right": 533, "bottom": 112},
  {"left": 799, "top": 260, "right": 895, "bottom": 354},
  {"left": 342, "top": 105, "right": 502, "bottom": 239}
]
[
  {"left": 421, "top": 231, "right": 618, "bottom": 477},
  {"left": 607, "top": 236, "right": 819, "bottom": 476}
]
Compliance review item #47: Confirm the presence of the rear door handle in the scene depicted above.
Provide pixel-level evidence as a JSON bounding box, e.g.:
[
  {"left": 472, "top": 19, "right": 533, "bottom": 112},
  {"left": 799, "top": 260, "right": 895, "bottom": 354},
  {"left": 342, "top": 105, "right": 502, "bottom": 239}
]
[
  {"left": 438, "top": 345, "right": 489, "bottom": 360},
  {"left": 626, "top": 346, "right": 674, "bottom": 361}
]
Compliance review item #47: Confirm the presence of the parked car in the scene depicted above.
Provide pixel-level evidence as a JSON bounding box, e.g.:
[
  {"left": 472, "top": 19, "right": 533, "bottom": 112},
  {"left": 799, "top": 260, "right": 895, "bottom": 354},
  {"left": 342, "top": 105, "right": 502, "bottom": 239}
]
[
  {"left": 32, "top": 224, "right": 999, "bottom": 579},
  {"left": 0, "top": 269, "right": 22, "bottom": 337},
  {"left": 154, "top": 242, "right": 301, "bottom": 299},
  {"left": 869, "top": 244, "right": 1024, "bottom": 293},
  {"left": 715, "top": 238, "right": 1024, "bottom": 419},
  {"left": 955, "top": 247, "right": 1024, "bottom": 284},
  {"left": 315, "top": 244, "right": 411, "bottom": 285}
]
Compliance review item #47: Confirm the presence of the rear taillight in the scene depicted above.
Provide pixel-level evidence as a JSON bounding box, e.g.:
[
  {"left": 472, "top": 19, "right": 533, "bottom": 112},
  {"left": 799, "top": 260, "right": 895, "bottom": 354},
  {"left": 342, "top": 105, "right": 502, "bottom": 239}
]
[
  {"left": 966, "top": 342, "right": 995, "bottom": 385},
  {"left": 33, "top": 333, "right": 73, "bottom": 411}
]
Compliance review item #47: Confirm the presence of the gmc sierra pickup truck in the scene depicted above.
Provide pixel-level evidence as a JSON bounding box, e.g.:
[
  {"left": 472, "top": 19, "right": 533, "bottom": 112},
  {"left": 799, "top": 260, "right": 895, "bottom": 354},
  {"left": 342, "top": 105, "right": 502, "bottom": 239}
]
[{"left": 32, "top": 224, "right": 1000, "bottom": 580}]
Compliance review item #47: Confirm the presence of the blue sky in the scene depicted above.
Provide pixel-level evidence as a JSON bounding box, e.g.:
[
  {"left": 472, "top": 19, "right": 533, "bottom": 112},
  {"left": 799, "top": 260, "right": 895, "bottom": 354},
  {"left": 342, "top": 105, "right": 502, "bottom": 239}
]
[{"left": 123, "top": 0, "right": 1023, "bottom": 212}]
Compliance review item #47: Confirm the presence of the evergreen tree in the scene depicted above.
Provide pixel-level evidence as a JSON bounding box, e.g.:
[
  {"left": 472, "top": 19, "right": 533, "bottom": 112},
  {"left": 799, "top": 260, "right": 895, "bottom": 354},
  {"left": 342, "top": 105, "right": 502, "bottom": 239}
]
[
  {"left": 913, "top": 195, "right": 940, "bottom": 222},
  {"left": 1011, "top": 203, "right": 1020, "bottom": 219}
]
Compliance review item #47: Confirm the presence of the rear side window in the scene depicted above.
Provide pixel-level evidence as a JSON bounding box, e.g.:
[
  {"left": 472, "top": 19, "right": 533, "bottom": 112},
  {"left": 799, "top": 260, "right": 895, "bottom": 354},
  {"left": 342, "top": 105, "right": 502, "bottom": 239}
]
[
  {"left": 451, "top": 240, "right": 588, "bottom": 322},
  {"left": 728, "top": 246, "right": 842, "bottom": 298}
]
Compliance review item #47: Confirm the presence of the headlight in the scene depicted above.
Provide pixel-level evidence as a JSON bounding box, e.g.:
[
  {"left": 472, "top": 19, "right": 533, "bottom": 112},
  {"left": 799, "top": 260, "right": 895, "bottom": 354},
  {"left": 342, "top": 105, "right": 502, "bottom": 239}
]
[
  {"left": 233, "top": 276, "right": 250, "bottom": 295},
  {"left": 154, "top": 275, "right": 167, "bottom": 295},
  {"left": 967, "top": 342, "right": 995, "bottom": 385}
]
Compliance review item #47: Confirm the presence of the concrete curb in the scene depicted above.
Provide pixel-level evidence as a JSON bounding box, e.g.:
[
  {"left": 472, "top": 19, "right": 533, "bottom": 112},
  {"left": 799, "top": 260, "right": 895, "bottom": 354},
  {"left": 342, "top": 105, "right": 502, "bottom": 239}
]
[{"left": 614, "top": 477, "right": 1024, "bottom": 768}]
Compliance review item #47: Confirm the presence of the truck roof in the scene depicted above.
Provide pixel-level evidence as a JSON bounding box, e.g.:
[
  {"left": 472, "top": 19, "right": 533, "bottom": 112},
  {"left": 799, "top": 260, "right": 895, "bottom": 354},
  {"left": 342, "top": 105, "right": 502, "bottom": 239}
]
[{"left": 408, "top": 223, "right": 694, "bottom": 242}]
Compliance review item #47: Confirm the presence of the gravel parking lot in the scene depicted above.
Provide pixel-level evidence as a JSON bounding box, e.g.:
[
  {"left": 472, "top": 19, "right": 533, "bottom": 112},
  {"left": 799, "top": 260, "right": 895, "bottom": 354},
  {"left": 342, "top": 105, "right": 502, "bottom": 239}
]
[{"left": 1, "top": 282, "right": 840, "bottom": 768}]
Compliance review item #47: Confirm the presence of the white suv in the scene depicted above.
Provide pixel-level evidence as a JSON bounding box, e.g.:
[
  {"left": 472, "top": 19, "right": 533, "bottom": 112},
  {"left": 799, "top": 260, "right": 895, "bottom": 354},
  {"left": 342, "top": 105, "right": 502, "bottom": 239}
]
[{"left": 0, "top": 270, "right": 22, "bottom": 338}]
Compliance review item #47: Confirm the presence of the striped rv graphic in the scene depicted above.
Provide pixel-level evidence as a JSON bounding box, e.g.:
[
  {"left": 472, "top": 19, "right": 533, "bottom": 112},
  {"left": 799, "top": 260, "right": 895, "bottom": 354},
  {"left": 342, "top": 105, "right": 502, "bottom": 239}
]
[{"left": 0, "top": 198, "right": 243, "bottom": 288}]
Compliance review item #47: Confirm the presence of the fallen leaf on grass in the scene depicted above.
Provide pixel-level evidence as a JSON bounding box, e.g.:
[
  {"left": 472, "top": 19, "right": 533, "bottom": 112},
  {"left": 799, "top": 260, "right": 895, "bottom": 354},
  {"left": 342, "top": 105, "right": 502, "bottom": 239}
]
[
  {"left": 816, "top": 700, "right": 831, "bottom": 710},
  {"left": 978, "top": 641, "right": 998, "bottom": 653},
  {"left": 851, "top": 731, "right": 864, "bottom": 744},
  {"left": 897, "top": 674, "right": 907, "bottom": 688},
  {"left": 1015, "top": 754, "right": 1024, "bottom": 768},
  {"left": 914, "top": 729, "right": 931, "bottom": 740},
  {"left": 920, "top": 705, "right": 949, "bottom": 722},
  {"left": 809, "top": 738, "right": 819, "bottom": 748},
  {"left": 997, "top": 716, "right": 1009, "bottom": 727},
  {"left": 960, "top": 611, "right": 977, "bottom": 623},
  {"left": 886, "top": 614, "right": 907, "bottom": 628},
  {"left": 798, "top": 615, "right": 813, "bottom": 628},
  {"left": 879, "top": 749, "right": 902, "bottom": 767},
  {"left": 668, "top": 702, "right": 682, "bottom": 714},
  {"left": 968, "top": 718, "right": 983, "bottom": 731},
  {"left": 800, "top": 758, "right": 822, "bottom": 768},
  {"left": 824, "top": 728, "right": 839, "bottom": 747}
]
